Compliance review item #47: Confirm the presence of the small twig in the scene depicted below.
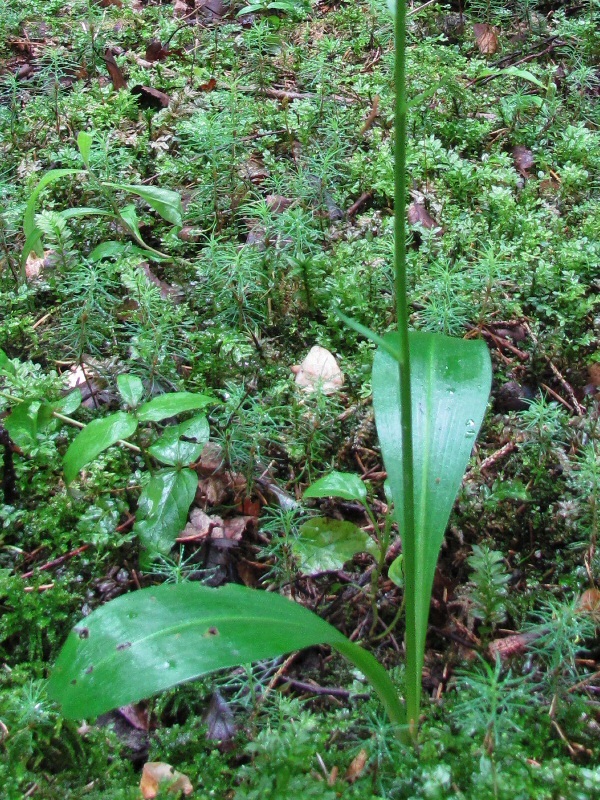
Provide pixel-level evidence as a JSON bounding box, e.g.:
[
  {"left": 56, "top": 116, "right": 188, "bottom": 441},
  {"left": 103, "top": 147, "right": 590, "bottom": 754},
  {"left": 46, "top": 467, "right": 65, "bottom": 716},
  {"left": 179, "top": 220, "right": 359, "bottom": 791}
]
[
  {"left": 279, "top": 676, "right": 369, "bottom": 700},
  {"left": 24, "top": 583, "right": 54, "bottom": 593},
  {"left": 21, "top": 544, "right": 90, "bottom": 579},
  {"left": 545, "top": 359, "right": 585, "bottom": 415},
  {"left": 346, "top": 191, "right": 374, "bottom": 218},
  {"left": 476, "top": 441, "right": 517, "bottom": 473},
  {"left": 541, "top": 382, "right": 574, "bottom": 413}
]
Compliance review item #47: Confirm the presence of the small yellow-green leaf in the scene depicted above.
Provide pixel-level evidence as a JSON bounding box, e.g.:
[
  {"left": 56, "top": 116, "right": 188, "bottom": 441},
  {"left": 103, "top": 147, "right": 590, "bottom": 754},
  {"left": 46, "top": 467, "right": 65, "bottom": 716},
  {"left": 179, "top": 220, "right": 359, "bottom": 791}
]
[{"left": 293, "top": 518, "right": 379, "bottom": 574}]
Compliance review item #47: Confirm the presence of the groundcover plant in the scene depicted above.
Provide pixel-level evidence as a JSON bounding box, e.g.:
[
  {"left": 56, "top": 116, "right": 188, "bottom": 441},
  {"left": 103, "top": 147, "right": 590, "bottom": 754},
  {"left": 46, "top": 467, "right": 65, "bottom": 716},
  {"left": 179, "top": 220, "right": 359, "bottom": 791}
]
[{"left": 0, "top": 0, "right": 599, "bottom": 797}]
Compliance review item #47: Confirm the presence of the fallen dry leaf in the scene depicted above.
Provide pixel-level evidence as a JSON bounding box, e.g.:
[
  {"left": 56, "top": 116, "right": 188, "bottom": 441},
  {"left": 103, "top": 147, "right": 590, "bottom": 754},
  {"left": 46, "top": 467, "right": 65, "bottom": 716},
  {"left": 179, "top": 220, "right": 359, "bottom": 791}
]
[
  {"left": 140, "top": 263, "right": 183, "bottom": 302},
  {"left": 25, "top": 251, "right": 45, "bottom": 280},
  {"left": 407, "top": 202, "right": 442, "bottom": 233},
  {"left": 512, "top": 145, "right": 535, "bottom": 178},
  {"left": 292, "top": 346, "right": 344, "bottom": 395},
  {"left": 103, "top": 48, "right": 127, "bottom": 90},
  {"left": 140, "top": 762, "right": 193, "bottom": 799},
  {"left": 266, "top": 194, "right": 294, "bottom": 214},
  {"left": 131, "top": 85, "right": 170, "bottom": 109},
  {"left": 579, "top": 588, "right": 600, "bottom": 624},
  {"left": 145, "top": 40, "right": 169, "bottom": 62},
  {"left": 345, "top": 749, "right": 368, "bottom": 783},
  {"left": 204, "top": 691, "right": 236, "bottom": 741},
  {"left": 473, "top": 23, "right": 499, "bottom": 55}
]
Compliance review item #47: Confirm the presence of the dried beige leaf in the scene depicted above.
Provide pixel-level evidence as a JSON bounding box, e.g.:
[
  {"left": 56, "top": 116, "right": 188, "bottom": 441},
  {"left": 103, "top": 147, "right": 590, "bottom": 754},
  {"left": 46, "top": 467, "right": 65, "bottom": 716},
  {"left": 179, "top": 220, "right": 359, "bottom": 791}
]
[
  {"left": 25, "top": 251, "right": 45, "bottom": 280},
  {"left": 512, "top": 145, "right": 535, "bottom": 177},
  {"left": 473, "top": 23, "right": 499, "bottom": 55},
  {"left": 345, "top": 749, "right": 368, "bottom": 783},
  {"left": 292, "top": 346, "right": 344, "bottom": 395},
  {"left": 140, "top": 762, "right": 193, "bottom": 798}
]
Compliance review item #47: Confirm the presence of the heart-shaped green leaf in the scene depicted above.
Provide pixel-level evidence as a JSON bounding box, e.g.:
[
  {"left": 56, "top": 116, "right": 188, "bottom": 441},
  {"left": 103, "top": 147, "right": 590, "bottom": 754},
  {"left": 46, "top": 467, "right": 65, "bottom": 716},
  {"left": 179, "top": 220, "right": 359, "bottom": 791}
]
[
  {"left": 47, "top": 582, "right": 404, "bottom": 727},
  {"left": 304, "top": 471, "right": 367, "bottom": 503},
  {"left": 293, "top": 518, "right": 379, "bottom": 574},
  {"left": 372, "top": 331, "right": 491, "bottom": 712},
  {"left": 64, "top": 411, "right": 138, "bottom": 484},
  {"left": 133, "top": 468, "right": 198, "bottom": 554}
]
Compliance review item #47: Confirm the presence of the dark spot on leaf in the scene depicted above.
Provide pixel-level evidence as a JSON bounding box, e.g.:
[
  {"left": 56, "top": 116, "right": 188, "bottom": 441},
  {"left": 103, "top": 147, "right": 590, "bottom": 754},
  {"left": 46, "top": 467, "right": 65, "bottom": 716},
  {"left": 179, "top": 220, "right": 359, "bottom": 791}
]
[
  {"left": 116, "top": 641, "right": 132, "bottom": 651},
  {"left": 204, "top": 627, "right": 219, "bottom": 637},
  {"left": 77, "top": 627, "right": 90, "bottom": 639},
  {"left": 85, "top": 665, "right": 94, "bottom": 674},
  {"left": 71, "top": 679, "right": 77, "bottom": 685}
]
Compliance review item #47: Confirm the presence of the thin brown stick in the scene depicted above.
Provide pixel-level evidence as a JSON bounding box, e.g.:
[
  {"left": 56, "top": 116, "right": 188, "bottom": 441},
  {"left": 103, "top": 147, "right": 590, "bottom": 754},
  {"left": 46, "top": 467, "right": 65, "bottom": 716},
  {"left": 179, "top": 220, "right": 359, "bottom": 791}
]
[
  {"left": 346, "top": 191, "right": 374, "bottom": 218},
  {"left": 477, "top": 441, "right": 517, "bottom": 473},
  {"left": 21, "top": 544, "right": 90, "bottom": 579}
]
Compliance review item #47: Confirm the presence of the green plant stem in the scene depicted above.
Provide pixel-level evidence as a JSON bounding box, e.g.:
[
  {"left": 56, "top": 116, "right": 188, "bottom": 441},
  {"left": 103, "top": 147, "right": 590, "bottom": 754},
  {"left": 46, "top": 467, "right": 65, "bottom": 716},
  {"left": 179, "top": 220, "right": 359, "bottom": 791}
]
[
  {"left": 394, "top": 0, "right": 418, "bottom": 738},
  {"left": 0, "top": 391, "right": 141, "bottom": 454}
]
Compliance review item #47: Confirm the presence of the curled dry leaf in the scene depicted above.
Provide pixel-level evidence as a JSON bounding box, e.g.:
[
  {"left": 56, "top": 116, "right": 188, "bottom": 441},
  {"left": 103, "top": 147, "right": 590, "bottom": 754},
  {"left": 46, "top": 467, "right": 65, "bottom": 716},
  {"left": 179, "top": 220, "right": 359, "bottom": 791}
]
[
  {"left": 292, "top": 346, "right": 344, "bottom": 395},
  {"left": 103, "top": 48, "right": 127, "bottom": 89},
  {"left": 140, "top": 762, "right": 193, "bottom": 799},
  {"left": 473, "top": 23, "right": 499, "bottom": 55},
  {"left": 512, "top": 145, "right": 535, "bottom": 178},
  {"left": 204, "top": 691, "right": 236, "bottom": 742},
  {"left": 145, "top": 40, "right": 169, "bottom": 62},
  {"left": 578, "top": 588, "right": 600, "bottom": 624},
  {"left": 131, "top": 85, "right": 170, "bottom": 109}
]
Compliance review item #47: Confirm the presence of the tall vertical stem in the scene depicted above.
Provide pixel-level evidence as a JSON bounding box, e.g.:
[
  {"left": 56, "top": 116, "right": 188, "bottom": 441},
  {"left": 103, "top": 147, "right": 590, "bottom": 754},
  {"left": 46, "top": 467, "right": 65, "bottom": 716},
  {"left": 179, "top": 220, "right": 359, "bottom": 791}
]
[{"left": 394, "top": 0, "right": 418, "bottom": 737}]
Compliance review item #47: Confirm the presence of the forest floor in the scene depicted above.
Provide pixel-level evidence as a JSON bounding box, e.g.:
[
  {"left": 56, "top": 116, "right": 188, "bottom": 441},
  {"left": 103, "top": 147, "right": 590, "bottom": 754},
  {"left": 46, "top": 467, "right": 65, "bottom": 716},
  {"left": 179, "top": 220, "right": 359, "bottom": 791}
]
[{"left": 1, "top": 0, "right": 600, "bottom": 798}]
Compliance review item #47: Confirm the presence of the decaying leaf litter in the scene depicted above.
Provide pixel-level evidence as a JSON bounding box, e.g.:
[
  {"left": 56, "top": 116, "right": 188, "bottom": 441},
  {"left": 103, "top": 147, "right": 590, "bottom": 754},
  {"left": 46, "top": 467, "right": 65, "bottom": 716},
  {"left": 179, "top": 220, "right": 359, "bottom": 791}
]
[{"left": 1, "top": 0, "right": 600, "bottom": 797}]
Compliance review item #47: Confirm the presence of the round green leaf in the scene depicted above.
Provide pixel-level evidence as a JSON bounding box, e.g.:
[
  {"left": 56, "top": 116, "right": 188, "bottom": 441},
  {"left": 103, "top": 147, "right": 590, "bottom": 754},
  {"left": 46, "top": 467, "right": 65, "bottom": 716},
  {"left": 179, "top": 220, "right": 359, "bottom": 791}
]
[
  {"left": 293, "top": 517, "right": 379, "bottom": 574},
  {"left": 303, "top": 471, "right": 367, "bottom": 503}
]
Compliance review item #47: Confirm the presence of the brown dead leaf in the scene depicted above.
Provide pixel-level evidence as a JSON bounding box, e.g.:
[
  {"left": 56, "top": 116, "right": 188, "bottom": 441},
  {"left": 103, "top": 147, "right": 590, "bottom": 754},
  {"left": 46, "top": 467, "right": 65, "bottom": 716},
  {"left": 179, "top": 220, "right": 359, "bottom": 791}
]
[
  {"left": 196, "top": 442, "right": 224, "bottom": 476},
  {"left": 204, "top": 691, "right": 236, "bottom": 742},
  {"left": 345, "top": 749, "right": 368, "bottom": 783},
  {"left": 588, "top": 363, "right": 600, "bottom": 388},
  {"left": 64, "top": 363, "right": 109, "bottom": 409},
  {"left": 145, "top": 40, "right": 169, "bottom": 62},
  {"left": 178, "top": 508, "right": 218, "bottom": 541},
  {"left": 407, "top": 202, "right": 441, "bottom": 233},
  {"left": 103, "top": 48, "right": 127, "bottom": 90},
  {"left": 173, "top": 0, "right": 191, "bottom": 17},
  {"left": 473, "top": 23, "right": 499, "bottom": 55},
  {"left": 291, "top": 346, "right": 344, "bottom": 395},
  {"left": 100, "top": 0, "right": 123, "bottom": 7},
  {"left": 197, "top": 472, "right": 247, "bottom": 507},
  {"left": 117, "top": 703, "right": 149, "bottom": 731},
  {"left": 199, "top": 77, "right": 217, "bottom": 92},
  {"left": 199, "top": 0, "right": 225, "bottom": 19},
  {"left": 131, "top": 85, "right": 170, "bottom": 109},
  {"left": 512, "top": 145, "right": 535, "bottom": 178},
  {"left": 266, "top": 194, "right": 294, "bottom": 214},
  {"left": 238, "top": 157, "right": 269, "bottom": 185},
  {"left": 579, "top": 588, "right": 600, "bottom": 624},
  {"left": 140, "top": 762, "right": 193, "bottom": 799},
  {"left": 222, "top": 516, "right": 254, "bottom": 542},
  {"left": 140, "top": 263, "right": 183, "bottom": 302}
]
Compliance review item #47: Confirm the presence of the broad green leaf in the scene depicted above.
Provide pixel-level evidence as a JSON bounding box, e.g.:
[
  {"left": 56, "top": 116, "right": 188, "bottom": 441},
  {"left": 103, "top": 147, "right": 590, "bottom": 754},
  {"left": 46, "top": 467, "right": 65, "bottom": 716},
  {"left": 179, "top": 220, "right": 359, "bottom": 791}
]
[
  {"left": 117, "top": 374, "right": 144, "bottom": 408},
  {"left": 4, "top": 400, "right": 53, "bottom": 448},
  {"left": 103, "top": 183, "right": 183, "bottom": 227},
  {"left": 64, "top": 411, "right": 138, "bottom": 484},
  {"left": 0, "top": 349, "right": 16, "bottom": 375},
  {"left": 23, "top": 169, "right": 82, "bottom": 257},
  {"left": 47, "top": 582, "right": 405, "bottom": 727},
  {"left": 148, "top": 415, "right": 209, "bottom": 467},
  {"left": 304, "top": 471, "right": 367, "bottom": 503},
  {"left": 293, "top": 518, "right": 379, "bottom": 574},
  {"left": 77, "top": 131, "right": 93, "bottom": 165},
  {"left": 479, "top": 66, "right": 546, "bottom": 90},
  {"left": 89, "top": 241, "right": 127, "bottom": 262},
  {"left": 60, "top": 207, "right": 112, "bottom": 221},
  {"left": 148, "top": 430, "right": 204, "bottom": 467},
  {"left": 137, "top": 392, "right": 213, "bottom": 423},
  {"left": 52, "top": 390, "right": 82, "bottom": 416},
  {"left": 133, "top": 468, "right": 198, "bottom": 553},
  {"left": 372, "top": 331, "right": 491, "bottom": 717}
]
